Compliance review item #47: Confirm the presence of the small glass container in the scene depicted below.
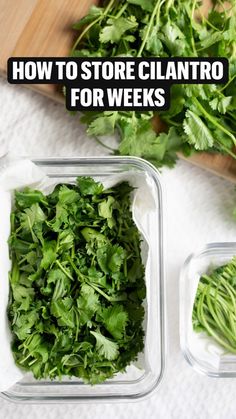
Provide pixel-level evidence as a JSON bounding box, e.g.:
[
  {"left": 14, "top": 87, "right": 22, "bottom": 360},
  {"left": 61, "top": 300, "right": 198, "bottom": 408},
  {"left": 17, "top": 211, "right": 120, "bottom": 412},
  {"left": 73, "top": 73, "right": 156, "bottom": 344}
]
[
  {"left": 1, "top": 156, "right": 166, "bottom": 403},
  {"left": 180, "top": 242, "right": 236, "bottom": 377}
]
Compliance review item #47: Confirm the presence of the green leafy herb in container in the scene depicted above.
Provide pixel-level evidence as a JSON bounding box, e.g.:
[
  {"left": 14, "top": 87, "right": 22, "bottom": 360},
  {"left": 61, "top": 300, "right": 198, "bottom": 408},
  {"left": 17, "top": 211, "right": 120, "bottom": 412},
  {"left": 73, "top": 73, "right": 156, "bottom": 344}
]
[
  {"left": 192, "top": 257, "right": 236, "bottom": 354},
  {"left": 8, "top": 177, "right": 145, "bottom": 384}
]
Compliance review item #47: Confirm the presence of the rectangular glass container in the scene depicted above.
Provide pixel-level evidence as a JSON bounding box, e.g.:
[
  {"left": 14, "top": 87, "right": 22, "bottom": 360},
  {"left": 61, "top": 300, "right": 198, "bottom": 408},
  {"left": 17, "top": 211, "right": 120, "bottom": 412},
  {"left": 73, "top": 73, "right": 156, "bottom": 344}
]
[
  {"left": 180, "top": 242, "right": 236, "bottom": 377},
  {"left": 1, "top": 156, "right": 165, "bottom": 403}
]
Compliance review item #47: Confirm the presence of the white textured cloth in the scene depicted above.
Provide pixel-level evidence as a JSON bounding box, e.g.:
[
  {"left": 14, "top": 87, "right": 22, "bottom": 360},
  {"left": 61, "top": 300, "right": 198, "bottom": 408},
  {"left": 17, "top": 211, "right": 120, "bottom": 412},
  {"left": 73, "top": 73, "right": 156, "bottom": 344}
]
[{"left": 1, "top": 76, "right": 236, "bottom": 419}]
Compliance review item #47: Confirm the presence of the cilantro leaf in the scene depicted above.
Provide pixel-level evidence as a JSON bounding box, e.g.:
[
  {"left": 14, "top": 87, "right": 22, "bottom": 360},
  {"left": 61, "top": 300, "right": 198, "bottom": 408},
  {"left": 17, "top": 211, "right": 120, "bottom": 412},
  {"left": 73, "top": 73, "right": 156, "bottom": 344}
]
[
  {"left": 58, "top": 185, "right": 79, "bottom": 204},
  {"left": 98, "top": 196, "right": 115, "bottom": 228},
  {"left": 87, "top": 112, "right": 118, "bottom": 136},
  {"left": 72, "top": 6, "right": 103, "bottom": 30},
  {"left": 77, "top": 284, "right": 100, "bottom": 325},
  {"left": 144, "top": 26, "right": 163, "bottom": 55},
  {"left": 101, "top": 305, "right": 128, "bottom": 340},
  {"left": 77, "top": 177, "right": 104, "bottom": 195},
  {"left": 183, "top": 110, "right": 214, "bottom": 150},
  {"left": 48, "top": 202, "right": 69, "bottom": 232},
  {"left": 97, "top": 244, "right": 126, "bottom": 274},
  {"left": 13, "top": 310, "right": 39, "bottom": 340},
  {"left": 210, "top": 96, "right": 232, "bottom": 114},
  {"left": 127, "top": 0, "right": 155, "bottom": 12},
  {"left": 40, "top": 241, "right": 57, "bottom": 270},
  {"left": 90, "top": 330, "right": 119, "bottom": 360},
  {"left": 50, "top": 297, "right": 74, "bottom": 328},
  {"left": 58, "top": 229, "right": 74, "bottom": 252},
  {"left": 15, "top": 189, "right": 47, "bottom": 209},
  {"left": 100, "top": 17, "right": 138, "bottom": 44},
  {"left": 20, "top": 203, "right": 46, "bottom": 240},
  {"left": 199, "top": 31, "right": 223, "bottom": 49},
  {"left": 11, "top": 283, "right": 35, "bottom": 311}
]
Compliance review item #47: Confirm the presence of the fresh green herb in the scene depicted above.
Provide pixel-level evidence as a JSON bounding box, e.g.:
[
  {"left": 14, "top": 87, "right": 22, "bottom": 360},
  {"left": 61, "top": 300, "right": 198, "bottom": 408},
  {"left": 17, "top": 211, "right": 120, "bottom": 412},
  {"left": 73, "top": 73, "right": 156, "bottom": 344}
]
[
  {"left": 71, "top": 0, "right": 236, "bottom": 167},
  {"left": 8, "top": 177, "right": 145, "bottom": 384},
  {"left": 192, "top": 257, "right": 236, "bottom": 353}
]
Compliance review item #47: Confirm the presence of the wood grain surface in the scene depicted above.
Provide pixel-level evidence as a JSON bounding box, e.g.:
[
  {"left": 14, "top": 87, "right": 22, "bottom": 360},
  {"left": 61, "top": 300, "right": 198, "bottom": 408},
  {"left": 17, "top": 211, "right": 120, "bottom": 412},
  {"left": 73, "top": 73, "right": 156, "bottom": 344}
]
[
  {"left": 0, "top": 0, "right": 97, "bottom": 97},
  {"left": 0, "top": 0, "right": 235, "bottom": 182}
]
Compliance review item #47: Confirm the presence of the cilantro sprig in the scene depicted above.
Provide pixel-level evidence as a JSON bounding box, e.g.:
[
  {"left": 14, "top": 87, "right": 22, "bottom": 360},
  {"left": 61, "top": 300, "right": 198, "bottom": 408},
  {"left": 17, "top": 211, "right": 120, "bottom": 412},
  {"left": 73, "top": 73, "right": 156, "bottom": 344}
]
[
  {"left": 8, "top": 178, "right": 145, "bottom": 384},
  {"left": 193, "top": 257, "right": 236, "bottom": 353},
  {"left": 71, "top": 0, "right": 236, "bottom": 167}
]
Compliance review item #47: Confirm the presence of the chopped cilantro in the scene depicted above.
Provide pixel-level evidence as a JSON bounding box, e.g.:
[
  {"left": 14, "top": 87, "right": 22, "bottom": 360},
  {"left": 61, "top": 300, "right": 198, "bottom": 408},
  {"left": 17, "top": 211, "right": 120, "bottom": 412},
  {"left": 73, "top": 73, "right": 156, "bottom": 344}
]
[{"left": 8, "top": 177, "right": 145, "bottom": 384}]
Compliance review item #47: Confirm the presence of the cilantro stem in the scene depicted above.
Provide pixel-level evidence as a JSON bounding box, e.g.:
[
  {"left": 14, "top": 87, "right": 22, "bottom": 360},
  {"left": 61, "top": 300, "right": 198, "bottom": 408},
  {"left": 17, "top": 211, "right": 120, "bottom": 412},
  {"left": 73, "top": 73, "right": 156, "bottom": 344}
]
[
  {"left": 88, "top": 282, "right": 112, "bottom": 301},
  {"left": 123, "top": 258, "right": 127, "bottom": 278},
  {"left": 55, "top": 260, "right": 73, "bottom": 280},
  {"left": 215, "top": 143, "right": 236, "bottom": 160},
  {"left": 217, "top": 0, "right": 229, "bottom": 17},
  {"left": 89, "top": 282, "right": 126, "bottom": 302},
  {"left": 193, "top": 258, "right": 236, "bottom": 354},
  {"left": 199, "top": 287, "right": 236, "bottom": 354},
  {"left": 49, "top": 366, "right": 58, "bottom": 376},
  {"left": 74, "top": 308, "right": 80, "bottom": 341},
  {"left": 71, "top": 245, "right": 75, "bottom": 260},
  {"left": 72, "top": 0, "right": 116, "bottom": 51},
  {"left": 200, "top": 14, "right": 221, "bottom": 32},
  {"left": 10, "top": 213, "right": 15, "bottom": 232},
  {"left": 11, "top": 261, "right": 20, "bottom": 285},
  {"left": 94, "top": 136, "right": 116, "bottom": 152},
  {"left": 72, "top": 17, "right": 102, "bottom": 51},
  {"left": 206, "top": 284, "right": 236, "bottom": 342},
  {"left": 67, "top": 254, "right": 85, "bottom": 281},
  {"left": 18, "top": 255, "right": 28, "bottom": 266},
  {"left": 156, "top": 0, "right": 168, "bottom": 27},
  {"left": 165, "top": 0, "right": 174, "bottom": 15},
  {"left": 19, "top": 352, "right": 32, "bottom": 364},
  {"left": 115, "top": 2, "right": 128, "bottom": 19},
  {"left": 28, "top": 358, "right": 38, "bottom": 366},
  {"left": 190, "top": 0, "right": 197, "bottom": 56},
  {"left": 162, "top": 117, "right": 182, "bottom": 127},
  {"left": 137, "top": 0, "right": 164, "bottom": 57},
  {"left": 219, "top": 75, "right": 236, "bottom": 93}
]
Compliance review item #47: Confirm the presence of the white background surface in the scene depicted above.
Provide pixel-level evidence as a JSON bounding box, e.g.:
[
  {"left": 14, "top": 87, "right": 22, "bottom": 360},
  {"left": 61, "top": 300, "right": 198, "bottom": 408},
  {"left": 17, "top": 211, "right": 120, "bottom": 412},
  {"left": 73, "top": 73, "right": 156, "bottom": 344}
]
[{"left": 1, "top": 77, "right": 236, "bottom": 419}]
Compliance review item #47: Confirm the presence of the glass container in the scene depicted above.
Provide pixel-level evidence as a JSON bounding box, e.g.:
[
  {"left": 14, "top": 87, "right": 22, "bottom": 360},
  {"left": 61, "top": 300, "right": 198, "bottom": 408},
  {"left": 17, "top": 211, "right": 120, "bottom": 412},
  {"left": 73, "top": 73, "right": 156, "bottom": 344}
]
[
  {"left": 180, "top": 242, "right": 236, "bottom": 377},
  {"left": 1, "top": 156, "right": 165, "bottom": 403}
]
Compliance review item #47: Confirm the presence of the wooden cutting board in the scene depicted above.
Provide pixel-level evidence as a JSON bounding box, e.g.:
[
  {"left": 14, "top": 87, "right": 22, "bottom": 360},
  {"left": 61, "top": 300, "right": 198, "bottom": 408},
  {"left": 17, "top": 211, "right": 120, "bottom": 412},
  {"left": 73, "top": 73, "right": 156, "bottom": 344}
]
[
  {"left": 0, "top": 0, "right": 97, "bottom": 98},
  {"left": 0, "top": 0, "right": 236, "bottom": 183}
]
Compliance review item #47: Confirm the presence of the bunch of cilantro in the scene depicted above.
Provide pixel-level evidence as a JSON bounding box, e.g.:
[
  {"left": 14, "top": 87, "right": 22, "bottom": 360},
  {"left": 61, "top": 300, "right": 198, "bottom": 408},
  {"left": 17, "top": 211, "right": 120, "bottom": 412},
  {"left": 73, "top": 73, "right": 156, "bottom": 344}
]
[
  {"left": 193, "top": 257, "right": 236, "bottom": 354},
  {"left": 71, "top": 0, "right": 236, "bottom": 167},
  {"left": 8, "top": 177, "right": 145, "bottom": 384}
]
